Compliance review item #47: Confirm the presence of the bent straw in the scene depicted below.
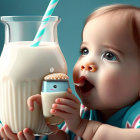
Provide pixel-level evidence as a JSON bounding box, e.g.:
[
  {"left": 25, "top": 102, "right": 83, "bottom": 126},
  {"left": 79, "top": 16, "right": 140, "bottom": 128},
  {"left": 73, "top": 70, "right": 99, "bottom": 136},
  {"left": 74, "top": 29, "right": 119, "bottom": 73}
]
[{"left": 31, "top": 0, "right": 59, "bottom": 47}]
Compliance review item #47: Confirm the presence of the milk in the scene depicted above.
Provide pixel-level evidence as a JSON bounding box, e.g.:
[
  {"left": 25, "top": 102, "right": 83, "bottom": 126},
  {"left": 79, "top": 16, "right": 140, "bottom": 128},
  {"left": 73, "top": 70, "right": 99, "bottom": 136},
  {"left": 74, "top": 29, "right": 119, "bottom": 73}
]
[
  {"left": 41, "top": 92, "right": 66, "bottom": 124},
  {"left": 0, "top": 41, "right": 67, "bottom": 134}
]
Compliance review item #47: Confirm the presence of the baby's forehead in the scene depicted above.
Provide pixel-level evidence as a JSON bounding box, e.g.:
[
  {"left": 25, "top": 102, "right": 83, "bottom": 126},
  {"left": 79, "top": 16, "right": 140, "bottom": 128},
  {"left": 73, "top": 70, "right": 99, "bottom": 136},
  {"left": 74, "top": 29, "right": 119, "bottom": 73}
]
[
  {"left": 87, "top": 11, "right": 130, "bottom": 29},
  {"left": 84, "top": 13, "right": 131, "bottom": 40},
  {"left": 87, "top": 11, "right": 139, "bottom": 39},
  {"left": 83, "top": 12, "right": 140, "bottom": 55},
  {"left": 90, "top": 10, "right": 139, "bottom": 37}
]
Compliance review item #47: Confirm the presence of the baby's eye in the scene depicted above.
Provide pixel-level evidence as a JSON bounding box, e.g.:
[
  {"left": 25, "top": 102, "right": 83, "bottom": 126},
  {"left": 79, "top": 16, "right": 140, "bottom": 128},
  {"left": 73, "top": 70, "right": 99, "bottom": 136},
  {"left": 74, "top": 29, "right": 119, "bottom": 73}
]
[
  {"left": 80, "top": 47, "right": 89, "bottom": 55},
  {"left": 102, "top": 51, "right": 118, "bottom": 61}
]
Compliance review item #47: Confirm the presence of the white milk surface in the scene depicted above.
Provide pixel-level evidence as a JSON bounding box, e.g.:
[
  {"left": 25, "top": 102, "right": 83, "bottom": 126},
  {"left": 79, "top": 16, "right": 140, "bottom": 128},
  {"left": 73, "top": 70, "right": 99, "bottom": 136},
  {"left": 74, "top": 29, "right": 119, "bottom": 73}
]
[{"left": 0, "top": 41, "right": 67, "bottom": 134}]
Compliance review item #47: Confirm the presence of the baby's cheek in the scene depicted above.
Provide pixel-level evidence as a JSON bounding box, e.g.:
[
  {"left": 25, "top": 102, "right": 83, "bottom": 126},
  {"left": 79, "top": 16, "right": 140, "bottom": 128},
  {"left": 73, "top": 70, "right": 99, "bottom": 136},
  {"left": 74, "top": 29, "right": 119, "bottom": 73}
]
[
  {"left": 73, "top": 68, "right": 79, "bottom": 82},
  {"left": 98, "top": 70, "right": 124, "bottom": 101}
]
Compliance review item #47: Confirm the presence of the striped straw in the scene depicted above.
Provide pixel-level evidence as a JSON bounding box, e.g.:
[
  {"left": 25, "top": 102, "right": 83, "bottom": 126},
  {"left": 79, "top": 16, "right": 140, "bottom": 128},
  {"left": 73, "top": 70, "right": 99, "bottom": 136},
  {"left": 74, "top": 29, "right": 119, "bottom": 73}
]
[{"left": 31, "top": 0, "right": 59, "bottom": 47}]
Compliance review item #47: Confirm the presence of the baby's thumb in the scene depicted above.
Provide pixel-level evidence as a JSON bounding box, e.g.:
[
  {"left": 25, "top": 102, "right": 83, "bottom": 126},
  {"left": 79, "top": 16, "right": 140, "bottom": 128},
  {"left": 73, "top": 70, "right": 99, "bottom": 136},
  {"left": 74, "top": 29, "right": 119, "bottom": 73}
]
[{"left": 27, "top": 97, "right": 34, "bottom": 111}]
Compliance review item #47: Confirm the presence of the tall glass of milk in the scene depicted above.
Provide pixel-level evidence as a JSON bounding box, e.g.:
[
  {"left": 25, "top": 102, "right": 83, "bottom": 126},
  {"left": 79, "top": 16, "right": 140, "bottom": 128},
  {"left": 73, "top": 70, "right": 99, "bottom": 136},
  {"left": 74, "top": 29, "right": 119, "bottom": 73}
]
[{"left": 0, "top": 16, "right": 67, "bottom": 135}]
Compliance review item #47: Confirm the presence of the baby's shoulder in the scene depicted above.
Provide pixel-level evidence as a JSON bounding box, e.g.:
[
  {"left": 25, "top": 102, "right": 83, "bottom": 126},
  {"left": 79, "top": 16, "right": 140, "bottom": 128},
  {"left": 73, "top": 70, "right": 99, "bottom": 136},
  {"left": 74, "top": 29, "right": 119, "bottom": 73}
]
[{"left": 122, "top": 101, "right": 140, "bottom": 128}]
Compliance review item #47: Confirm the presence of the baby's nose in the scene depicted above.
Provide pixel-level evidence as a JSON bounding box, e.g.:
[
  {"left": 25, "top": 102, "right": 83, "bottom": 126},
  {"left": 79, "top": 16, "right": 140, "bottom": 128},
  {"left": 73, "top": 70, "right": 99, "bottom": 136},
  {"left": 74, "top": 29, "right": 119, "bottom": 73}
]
[{"left": 81, "top": 63, "right": 97, "bottom": 72}]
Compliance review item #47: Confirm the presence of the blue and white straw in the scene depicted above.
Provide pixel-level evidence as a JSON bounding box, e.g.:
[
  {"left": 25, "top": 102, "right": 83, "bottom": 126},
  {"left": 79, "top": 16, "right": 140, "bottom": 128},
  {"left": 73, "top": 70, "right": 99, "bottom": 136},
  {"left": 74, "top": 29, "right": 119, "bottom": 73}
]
[{"left": 31, "top": 0, "right": 59, "bottom": 47}]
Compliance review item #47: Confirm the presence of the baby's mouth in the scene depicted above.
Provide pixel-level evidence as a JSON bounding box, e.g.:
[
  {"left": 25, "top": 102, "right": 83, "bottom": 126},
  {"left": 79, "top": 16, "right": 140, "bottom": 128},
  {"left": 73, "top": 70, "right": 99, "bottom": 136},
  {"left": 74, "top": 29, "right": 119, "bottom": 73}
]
[{"left": 74, "top": 76, "right": 94, "bottom": 94}]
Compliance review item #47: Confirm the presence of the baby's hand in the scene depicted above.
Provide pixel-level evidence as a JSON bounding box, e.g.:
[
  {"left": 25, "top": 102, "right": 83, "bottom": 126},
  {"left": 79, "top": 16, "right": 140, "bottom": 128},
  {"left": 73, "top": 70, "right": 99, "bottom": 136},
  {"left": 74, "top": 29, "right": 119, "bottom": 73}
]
[
  {"left": 27, "top": 94, "right": 42, "bottom": 111},
  {"left": 51, "top": 88, "right": 81, "bottom": 133},
  {"left": 0, "top": 124, "right": 34, "bottom": 140},
  {"left": 27, "top": 94, "right": 58, "bottom": 133}
]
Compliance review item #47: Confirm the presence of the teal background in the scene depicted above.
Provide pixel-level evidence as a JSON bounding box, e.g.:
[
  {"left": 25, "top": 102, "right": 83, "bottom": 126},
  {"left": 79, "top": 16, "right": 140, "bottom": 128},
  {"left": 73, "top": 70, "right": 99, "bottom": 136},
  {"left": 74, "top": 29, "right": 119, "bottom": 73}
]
[{"left": 0, "top": 0, "right": 140, "bottom": 97}]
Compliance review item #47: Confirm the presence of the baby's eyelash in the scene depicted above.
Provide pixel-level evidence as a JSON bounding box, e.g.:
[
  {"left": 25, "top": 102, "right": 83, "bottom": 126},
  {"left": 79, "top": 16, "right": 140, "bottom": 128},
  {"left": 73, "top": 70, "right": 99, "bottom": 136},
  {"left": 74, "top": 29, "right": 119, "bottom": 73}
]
[
  {"left": 102, "top": 51, "right": 119, "bottom": 62},
  {"left": 80, "top": 47, "right": 89, "bottom": 55}
]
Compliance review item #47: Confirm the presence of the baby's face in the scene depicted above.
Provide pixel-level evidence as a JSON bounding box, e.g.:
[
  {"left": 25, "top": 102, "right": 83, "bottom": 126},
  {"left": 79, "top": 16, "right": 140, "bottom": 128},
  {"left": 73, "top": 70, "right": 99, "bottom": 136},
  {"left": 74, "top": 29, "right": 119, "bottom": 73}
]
[{"left": 73, "top": 13, "right": 140, "bottom": 110}]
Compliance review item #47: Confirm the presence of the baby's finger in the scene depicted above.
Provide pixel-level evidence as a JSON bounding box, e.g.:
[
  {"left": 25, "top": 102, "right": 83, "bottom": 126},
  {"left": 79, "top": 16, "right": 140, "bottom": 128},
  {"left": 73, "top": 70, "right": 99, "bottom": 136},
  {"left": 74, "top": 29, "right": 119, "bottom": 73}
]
[
  {"left": 27, "top": 96, "right": 35, "bottom": 111},
  {"left": 23, "top": 128, "right": 35, "bottom": 140},
  {"left": 51, "top": 108, "right": 71, "bottom": 119},
  {"left": 55, "top": 98, "right": 80, "bottom": 110},
  {"left": 64, "top": 93, "right": 80, "bottom": 104},
  {"left": 27, "top": 94, "right": 42, "bottom": 111},
  {"left": 3, "top": 124, "right": 18, "bottom": 140},
  {"left": 17, "top": 131, "right": 26, "bottom": 140},
  {"left": 0, "top": 127, "right": 9, "bottom": 140},
  {"left": 52, "top": 103, "right": 76, "bottom": 114}
]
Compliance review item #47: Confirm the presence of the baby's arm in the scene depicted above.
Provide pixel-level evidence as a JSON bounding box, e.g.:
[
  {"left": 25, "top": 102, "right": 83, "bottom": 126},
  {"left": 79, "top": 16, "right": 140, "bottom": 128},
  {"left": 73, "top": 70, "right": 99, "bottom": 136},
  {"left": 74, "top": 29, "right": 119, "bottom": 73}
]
[{"left": 76, "top": 120, "right": 140, "bottom": 140}]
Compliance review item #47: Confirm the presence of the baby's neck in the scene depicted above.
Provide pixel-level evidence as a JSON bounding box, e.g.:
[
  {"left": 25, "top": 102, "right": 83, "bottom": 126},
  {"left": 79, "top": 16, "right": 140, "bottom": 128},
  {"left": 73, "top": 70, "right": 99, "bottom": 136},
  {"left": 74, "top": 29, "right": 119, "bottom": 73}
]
[
  {"left": 97, "top": 109, "right": 119, "bottom": 122},
  {"left": 98, "top": 99, "right": 140, "bottom": 122}
]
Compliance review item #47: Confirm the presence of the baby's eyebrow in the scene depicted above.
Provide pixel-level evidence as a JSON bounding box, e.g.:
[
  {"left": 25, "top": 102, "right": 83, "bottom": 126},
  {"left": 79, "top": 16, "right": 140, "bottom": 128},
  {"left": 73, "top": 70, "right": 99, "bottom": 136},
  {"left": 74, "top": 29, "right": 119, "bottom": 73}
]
[
  {"left": 81, "top": 42, "right": 88, "bottom": 47},
  {"left": 104, "top": 44, "right": 124, "bottom": 56}
]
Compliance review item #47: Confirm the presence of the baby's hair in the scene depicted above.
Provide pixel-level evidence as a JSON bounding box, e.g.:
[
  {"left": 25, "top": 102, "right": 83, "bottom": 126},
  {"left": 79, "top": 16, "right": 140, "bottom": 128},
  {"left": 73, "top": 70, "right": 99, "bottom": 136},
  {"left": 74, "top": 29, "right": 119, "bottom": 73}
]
[
  {"left": 83, "top": 4, "right": 140, "bottom": 49},
  {"left": 85, "top": 4, "right": 140, "bottom": 23}
]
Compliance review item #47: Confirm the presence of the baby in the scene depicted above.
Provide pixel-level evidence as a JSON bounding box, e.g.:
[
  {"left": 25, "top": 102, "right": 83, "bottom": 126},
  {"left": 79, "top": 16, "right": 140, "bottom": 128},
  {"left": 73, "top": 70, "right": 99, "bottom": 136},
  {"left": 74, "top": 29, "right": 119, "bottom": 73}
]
[{"left": 1, "top": 4, "right": 140, "bottom": 140}]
